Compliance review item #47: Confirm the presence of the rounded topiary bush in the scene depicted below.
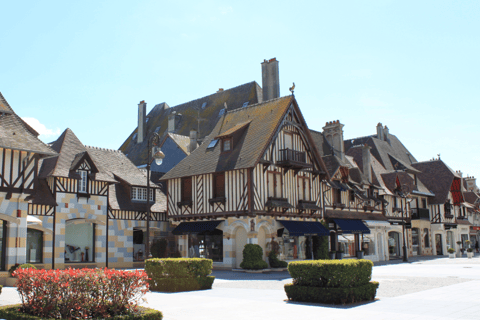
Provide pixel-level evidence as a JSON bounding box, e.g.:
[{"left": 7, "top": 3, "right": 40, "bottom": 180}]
[
  {"left": 240, "top": 244, "right": 268, "bottom": 270},
  {"left": 268, "top": 250, "right": 288, "bottom": 268}
]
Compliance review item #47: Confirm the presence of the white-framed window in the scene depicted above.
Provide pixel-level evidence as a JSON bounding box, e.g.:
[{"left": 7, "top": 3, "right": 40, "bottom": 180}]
[
  {"left": 131, "top": 187, "right": 154, "bottom": 201},
  {"left": 78, "top": 170, "right": 88, "bottom": 193}
]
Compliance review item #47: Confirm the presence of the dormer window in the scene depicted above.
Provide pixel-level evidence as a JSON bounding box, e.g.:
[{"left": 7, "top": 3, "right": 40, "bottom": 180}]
[
  {"left": 131, "top": 187, "right": 154, "bottom": 201},
  {"left": 78, "top": 170, "right": 88, "bottom": 193}
]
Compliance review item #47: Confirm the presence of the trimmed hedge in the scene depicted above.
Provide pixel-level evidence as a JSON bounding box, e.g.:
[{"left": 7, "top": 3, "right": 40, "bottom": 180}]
[
  {"left": 145, "top": 258, "right": 214, "bottom": 292},
  {"left": 288, "top": 259, "right": 373, "bottom": 288},
  {"left": 285, "top": 282, "right": 379, "bottom": 304},
  {"left": 8, "top": 263, "right": 37, "bottom": 277},
  {"left": 240, "top": 244, "right": 268, "bottom": 270},
  {"left": 268, "top": 250, "right": 288, "bottom": 268},
  {"left": 0, "top": 304, "right": 163, "bottom": 320},
  {"left": 285, "top": 259, "right": 378, "bottom": 304}
]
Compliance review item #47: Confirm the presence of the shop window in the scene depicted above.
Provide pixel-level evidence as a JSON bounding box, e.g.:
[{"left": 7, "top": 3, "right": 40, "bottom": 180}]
[
  {"left": 187, "top": 229, "right": 223, "bottom": 262},
  {"left": 363, "top": 235, "right": 376, "bottom": 256},
  {"left": 0, "top": 220, "right": 5, "bottom": 271},
  {"left": 349, "top": 190, "right": 355, "bottom": 203},
  {"left": 27, "top": 228, "right": 43, "bottom": 263},
  {"left": 133, "top": 229, "right": 145, "bottom": 261},
  {"left": 213, "top": 173, "right": 225, "bottom": 198},
  {"left": 338, "top": 235, "right": 355, "bottom": 257},
  {"left": 267, "top": 171, "right": 282, "bottom": 198},
  {"left": 65, "top": 221, "right": 95, "bottom": 263},
  {"left": 424, "top": 228, "right": 430, "bottom": 248}
]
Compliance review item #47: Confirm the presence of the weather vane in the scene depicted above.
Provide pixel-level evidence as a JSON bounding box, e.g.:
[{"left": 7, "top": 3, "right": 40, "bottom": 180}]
[{"left": 289, "top": 82, "right": 295, "bottom": 95}]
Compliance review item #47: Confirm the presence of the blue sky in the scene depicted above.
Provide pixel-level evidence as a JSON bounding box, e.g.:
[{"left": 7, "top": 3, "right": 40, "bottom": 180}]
[{"left": 1, "top": 1, "right": 479, "bottom": 179}]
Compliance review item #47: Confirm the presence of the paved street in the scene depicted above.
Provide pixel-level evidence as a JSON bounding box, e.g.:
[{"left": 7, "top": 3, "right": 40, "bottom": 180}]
[{"left": 1, "top": 255, "right": 480, "bottom": 319}]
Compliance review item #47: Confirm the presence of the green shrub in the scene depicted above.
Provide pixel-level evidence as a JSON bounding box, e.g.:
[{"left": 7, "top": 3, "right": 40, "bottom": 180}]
[
  {"left": 240, "top": 244, "right": 268, "bottom": 270},
  {"left": 284, "top": 282, "right": 379, "bottom": 304},
  {"left": 145, "top": 258, "right": 214, "bottom": 293},
  {"left": 0, "top": 304, "right": 163, "bottom": 320},
  {"left": 149, "top": 276, "right": 215, "bottom": 292},
  {"left": 448, "top": 248, "right": 455, "bottom": 253},
  {"left": 0, "top": 285, "right": 2, "bottom": 295},
  {"left": 8, "top": 264, "right": 20, "bottom": 277},
  {"left": 288, "top": 259, "right": 373, "bottom": 288},
  {"left": 268, "top": 250, "right": 288, "bottom": 268},
  {"left": 8, "top": 263, "right": 37, "bottom": 277},
  {"left": 313, "top": 221, "right": 329, "bottom": 260}
]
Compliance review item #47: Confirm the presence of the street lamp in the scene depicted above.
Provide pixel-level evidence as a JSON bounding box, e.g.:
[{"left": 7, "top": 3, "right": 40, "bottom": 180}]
[
  {"left": 145, "top": 132, "right": 165, "bottom": 259},
  {"left": 402, "top": 196, "right": 413, "bottom": 262}
]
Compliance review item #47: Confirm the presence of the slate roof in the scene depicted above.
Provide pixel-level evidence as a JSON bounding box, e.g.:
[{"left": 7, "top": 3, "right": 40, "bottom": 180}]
[
  {"left": 411, "top": 160, "right": 460, "bottom": 204},
  {"left": 309, "top": 130, "right": 332, "bottom": 157},
  {"left": 380, "top": 171, "right": 434, "bottom": 197},
  {"left": 120, "top": 81, "right": 263, "bottom": 166},
  {"left": 162, "top": 133, "right": 194, "bottom": 155},
  {"left": 161, "top": 95, "right": 328, "bottom": 180},
  {"left": 0, "top": 92, "right": 57, "bottom": 157},
  {"left": 344, "top": 132, "right": 418, "bottom": 173},
  {"left": 464, "top": 191, "right": 479, "bottom": 205}
]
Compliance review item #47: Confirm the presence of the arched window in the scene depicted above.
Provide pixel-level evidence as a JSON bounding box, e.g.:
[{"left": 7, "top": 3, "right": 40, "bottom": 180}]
[
  {"left": 27, "top": 228, "right": 43, "bottom": 263},
  {"left": 424, "top": 228, "right": 430, "bottom": 248}
]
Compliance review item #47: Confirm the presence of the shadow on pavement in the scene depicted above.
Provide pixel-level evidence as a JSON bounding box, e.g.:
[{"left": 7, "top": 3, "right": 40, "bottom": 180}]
[
  {"left": 211, "top": 270, "right": 292, "bottom": 281},
  {"left": 284, "top": 298, "right": 379, "bottom": 309}
]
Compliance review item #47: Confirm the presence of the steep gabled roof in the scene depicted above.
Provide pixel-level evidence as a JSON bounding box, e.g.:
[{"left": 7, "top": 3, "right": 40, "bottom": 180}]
[
  {"left": 411, "top": 160, "right": 459, "bottom": 204},
  {"left": 120, "top": 81, "right": 262, "bottom": 166},
  {"left": 0, "top": 92, "right": 57, "bottom": 157},
  {"left": 161, "top": 133, "right": 193, "bottom": 155},
  {"left": 161, "top": 95, "right": 328, "bottom": 180}
]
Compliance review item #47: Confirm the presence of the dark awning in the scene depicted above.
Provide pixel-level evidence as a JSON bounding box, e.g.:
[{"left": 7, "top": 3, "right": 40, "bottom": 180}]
[
  {"left": 278, "top": 220, "right": 329, "bottom": 236},
  {"left": 172, "top": 220, "right": 223, "bottom": 235},
  {"left": 333, "top": 219, "right": 370, "bottom": 234}
]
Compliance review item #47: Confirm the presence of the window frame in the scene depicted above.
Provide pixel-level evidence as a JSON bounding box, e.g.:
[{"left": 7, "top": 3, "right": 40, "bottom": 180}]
[
  {"left": 131, "top": 187, "right": 154, "bottom": 202},
  {"left": 213, "top": 172, "right": 226, "bottom": 199},
  {"left": 221, "top": 138, "right": 232, "bottom": 152},
  {"left": 267, "top": 170, "right": 282, "bottom": 198},
  {"left": 78, "top": 170, "right": 88, "bottom": 193},
  {"left": 297, "top": 175, "right": 310, "bottom": 201},
  {"left": 181, "top": 177, "right": 193, "bottom": 202}
]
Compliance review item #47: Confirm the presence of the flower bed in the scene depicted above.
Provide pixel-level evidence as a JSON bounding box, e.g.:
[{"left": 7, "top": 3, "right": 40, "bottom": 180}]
[{"left": 13, "top": 267, "right": 161, "bottom": 319}]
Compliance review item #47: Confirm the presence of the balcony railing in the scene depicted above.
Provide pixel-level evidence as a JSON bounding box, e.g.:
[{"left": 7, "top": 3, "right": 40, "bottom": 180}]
[
  {"left": 411, "top": 208, "right": 430, "bottom": 220},
  {"left": 279, "top": 148, "right": 306, "bottom": 163}
]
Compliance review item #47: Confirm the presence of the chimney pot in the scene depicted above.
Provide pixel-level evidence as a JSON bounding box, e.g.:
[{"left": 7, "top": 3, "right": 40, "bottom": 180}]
[{"left": 137, "top": 101, "right": 147, "bottom": 144}]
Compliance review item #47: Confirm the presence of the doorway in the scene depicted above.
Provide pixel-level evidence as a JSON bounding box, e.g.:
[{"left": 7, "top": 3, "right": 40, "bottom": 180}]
[
  {"left": 235, "top": 227, "right": 247, "bottom": 268},
  {"left": 388, "top": 231, "right": 401, "bottom": 258},
  {"left": 435, "top": 234, "right": 443, "bottom": 255}
]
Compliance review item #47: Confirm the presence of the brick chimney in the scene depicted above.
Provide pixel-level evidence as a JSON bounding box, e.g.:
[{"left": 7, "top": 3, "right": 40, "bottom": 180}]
[
  {"left": 261, "top": 58, "right": 280, "bottom": 101},
  {"left": 189, "top": 129, "right": 197, "bottom": 153},
  {"left": 376, "top": 123, "right": 384, "bottom": 141},
  {"left": 137, "top": 100, "right": 147, "bottom": 144},
  {"left": 384, "top": 125, "right": 389, "bottom": 142},
  {"left": 362, "top": 144, "right": 372, "bottom": 184},
  {"left": 322, "top": 120, "right": 345, "bottom": 161}
]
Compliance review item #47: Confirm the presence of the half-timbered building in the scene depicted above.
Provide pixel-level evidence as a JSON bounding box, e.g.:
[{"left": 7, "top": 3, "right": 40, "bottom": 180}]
[
  {"left": 0, "top": 92, "right": 58, "bottom": 283},
  {"left": 32, "top": 128, "right": 168, "bottom": 270},
  {"left": 161, "top": 95, "right": 330, "bottom": 269}
]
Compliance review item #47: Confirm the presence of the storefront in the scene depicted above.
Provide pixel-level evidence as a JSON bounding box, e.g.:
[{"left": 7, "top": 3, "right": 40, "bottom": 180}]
[
  {"left": 329, "top": 219, "right": 370, "bottom": 258},
  {"left": 172, "top": 221, "right": 224, "bottom": 262},
  {"left": 364, "top": 220, "right": 390, "bottom": 261},
  {"left": 276, "top": 220, "right": 329, "bottom": 260}
]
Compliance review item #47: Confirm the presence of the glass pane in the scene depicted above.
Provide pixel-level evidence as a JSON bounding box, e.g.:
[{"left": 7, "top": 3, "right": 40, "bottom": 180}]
[
  {"left": 65, "top": 222, "right": 94, "bottom": 262},
  {"left": 27, "top": 229, "right": 43, "bottom": 263}
]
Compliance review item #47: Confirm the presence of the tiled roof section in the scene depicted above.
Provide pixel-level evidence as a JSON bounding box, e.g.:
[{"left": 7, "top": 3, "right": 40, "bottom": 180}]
[
  {"left": 345, "top": 133, "right": 417, "bottom": 172},
  {"left": 347, "top": 145, "right": 389, "bottom": 191},
  {"left": 380, "top": 171, "right": 433, "bottom": 197},
  {"left": 0, "top": 92, "right": 14, "bottom": 114},
  {"left": 0, "top": 93, "right": 57, "bottom": 157},
  {"left": 322, "top": 155, "right": 341, "bottom": 178},
  {"left": 161, "top": 96, "right": 294, "bottom": 179},
  {"left": 86, "top": 146, "right": 157, "bottom": 187},
  {"left": 215, "top": 121, "right": 251, "bottom": 139},
  {"left": 464, "top": 192, "right": 479, "bottom": 205},
  {"left": 39, "top": 129, "right": 90, "bottom": 178},
  {"left": 411, "top": 160, "right": 456, "bottom": 204},
  {"left": 310, "top": 129, "right": 336, "bottom": 157},
  {"left": 29, "top": 179, "right": 57, "bottom": 206},
  {"left": 119, "top": 81, "right": 262, "bottom": 166},
  {"left": 164, "top": 133, "right": 193, "bottom": 155}
]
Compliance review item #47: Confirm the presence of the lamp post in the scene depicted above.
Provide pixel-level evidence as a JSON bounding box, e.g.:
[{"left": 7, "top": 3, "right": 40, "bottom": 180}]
[
  {"left": 402, "top": 196, "right": 413, "bottom": 262},
  {"left": 145, "top": 132, "right": 165, "bottom": 260}
]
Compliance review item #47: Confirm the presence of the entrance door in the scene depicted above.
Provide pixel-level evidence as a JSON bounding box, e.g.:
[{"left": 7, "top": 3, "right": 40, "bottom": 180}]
[
  {"left": 388, "top": 231, "right": 401, "bottom": 257},
  {"left": 435, "top": 234, "right": 443, "bottom": 255},
  {"left": 235, "top": 227, "right": 247, "bottom": 268}
]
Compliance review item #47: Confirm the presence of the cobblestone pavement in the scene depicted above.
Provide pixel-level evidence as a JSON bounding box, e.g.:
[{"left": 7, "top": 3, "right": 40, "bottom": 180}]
[{"left": 1, "top": 255, "right": 480, "bottom": 319}]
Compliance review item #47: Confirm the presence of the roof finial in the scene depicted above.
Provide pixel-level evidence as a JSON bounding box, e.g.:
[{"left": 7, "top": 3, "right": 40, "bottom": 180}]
[{"left": 289, "top": 82, "right": 295, "bottom": 95}]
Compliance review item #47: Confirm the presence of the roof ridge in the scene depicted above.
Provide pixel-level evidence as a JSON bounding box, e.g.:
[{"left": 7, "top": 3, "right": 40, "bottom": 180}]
[
  {"left": 345, "top": 134, "right": 376, "bottom": 141},
  {"left": 225, "top": 95, "right": 292, "bottom": 115},
  {"left": 85, "top": 145, "right": 122, "bottom": 153},
  {"left": 148, "top": 81, "right": 258, "bottom": 116}
]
